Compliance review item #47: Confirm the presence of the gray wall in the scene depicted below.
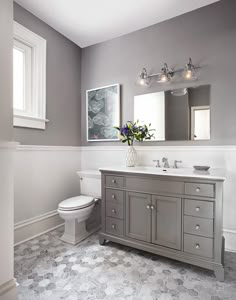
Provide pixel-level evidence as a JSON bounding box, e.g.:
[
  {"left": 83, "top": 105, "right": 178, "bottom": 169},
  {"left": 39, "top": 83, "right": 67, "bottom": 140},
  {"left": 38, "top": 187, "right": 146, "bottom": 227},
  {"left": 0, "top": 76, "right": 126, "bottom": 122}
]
[
  {"left": 14, "top": 3, "right": 81, "bottom": 146},
  {"left": 188, "top": 85, "right": 210, "bottom": 108},
  {"left": 0, "top": 1, "right": 13, "bottom": 141},
  {"left": 165, "top": 92, "right": 189, "bottom": 141},
  {"left": 81, "top": 0, "right": 236, "bottom": 146},
  {"left": 0, "top": 0, "right": 14, "bottom": 288}
]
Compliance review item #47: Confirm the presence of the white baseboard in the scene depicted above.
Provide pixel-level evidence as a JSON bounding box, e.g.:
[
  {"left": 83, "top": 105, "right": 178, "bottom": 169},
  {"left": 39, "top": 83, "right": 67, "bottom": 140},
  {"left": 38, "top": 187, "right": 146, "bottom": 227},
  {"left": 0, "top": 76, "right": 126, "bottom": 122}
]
[
  {"left": 0, "top": 279, "right": 16, "bottom": 297},
  {"left": 14, "top": 210, "right": 64, "bottom": 246},
  {"left": 224, "top": 228, "right": 236, "bottom": 253}
]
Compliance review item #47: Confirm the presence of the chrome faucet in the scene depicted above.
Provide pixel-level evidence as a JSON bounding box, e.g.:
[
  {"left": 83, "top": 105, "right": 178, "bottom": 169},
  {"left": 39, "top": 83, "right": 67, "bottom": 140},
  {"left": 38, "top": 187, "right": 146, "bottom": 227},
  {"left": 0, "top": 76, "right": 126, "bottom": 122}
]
[
  {"left": 173, "top": 160, "right": 182, "bottom": 168},
  {"left": 162, "top": 157, "right": 169, "bottom": 168},
  {"left": 153, "top": 159, "right": 160, "bottom": 168}
]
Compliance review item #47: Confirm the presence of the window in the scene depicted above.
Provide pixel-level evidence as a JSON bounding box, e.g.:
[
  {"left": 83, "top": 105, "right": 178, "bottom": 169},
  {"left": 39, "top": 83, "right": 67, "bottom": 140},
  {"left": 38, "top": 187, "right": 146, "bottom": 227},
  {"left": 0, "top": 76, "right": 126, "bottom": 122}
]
[{"left": 13, "top": 22, "right": 47, "bottom": 129}]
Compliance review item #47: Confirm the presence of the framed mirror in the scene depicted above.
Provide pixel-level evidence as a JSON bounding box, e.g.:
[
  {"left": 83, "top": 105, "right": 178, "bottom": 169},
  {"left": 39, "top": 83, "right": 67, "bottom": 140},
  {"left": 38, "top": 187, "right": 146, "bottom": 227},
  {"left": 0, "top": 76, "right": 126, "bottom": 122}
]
[{"left": 134, "top": 85, "right": 210, "bottom": 141}]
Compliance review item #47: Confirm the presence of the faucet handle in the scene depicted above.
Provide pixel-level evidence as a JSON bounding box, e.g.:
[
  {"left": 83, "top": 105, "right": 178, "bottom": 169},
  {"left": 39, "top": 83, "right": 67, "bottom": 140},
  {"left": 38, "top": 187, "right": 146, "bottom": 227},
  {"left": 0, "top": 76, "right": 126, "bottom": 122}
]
[
  {"left": 174, "top": 160, "right": 182, "bottom": 169},
  {"left": 153, "top": 160, "right": 160, "bottom": 168}
]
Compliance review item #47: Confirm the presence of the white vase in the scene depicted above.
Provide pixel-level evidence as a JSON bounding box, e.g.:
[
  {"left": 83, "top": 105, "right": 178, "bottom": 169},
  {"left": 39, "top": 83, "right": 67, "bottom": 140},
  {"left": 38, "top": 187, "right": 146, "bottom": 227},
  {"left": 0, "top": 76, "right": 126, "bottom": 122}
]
[{"left": 126, "top": 145, "right": 137, "bottom": 167}]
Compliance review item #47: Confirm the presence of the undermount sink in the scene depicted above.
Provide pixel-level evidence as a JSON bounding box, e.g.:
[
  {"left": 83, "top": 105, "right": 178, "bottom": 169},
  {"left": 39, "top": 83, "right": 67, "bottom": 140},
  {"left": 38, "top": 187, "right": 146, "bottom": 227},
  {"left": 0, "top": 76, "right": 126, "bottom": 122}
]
[{"left": 134, "top": 166, "right": 187, "bottom": 174}]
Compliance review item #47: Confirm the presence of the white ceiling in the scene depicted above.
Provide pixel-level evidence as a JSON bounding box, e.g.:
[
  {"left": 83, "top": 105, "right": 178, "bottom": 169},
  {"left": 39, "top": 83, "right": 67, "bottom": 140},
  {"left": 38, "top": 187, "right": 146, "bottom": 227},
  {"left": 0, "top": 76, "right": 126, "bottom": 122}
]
[{"left": 15, "top": 0, "right": 219, "bottom": 48}]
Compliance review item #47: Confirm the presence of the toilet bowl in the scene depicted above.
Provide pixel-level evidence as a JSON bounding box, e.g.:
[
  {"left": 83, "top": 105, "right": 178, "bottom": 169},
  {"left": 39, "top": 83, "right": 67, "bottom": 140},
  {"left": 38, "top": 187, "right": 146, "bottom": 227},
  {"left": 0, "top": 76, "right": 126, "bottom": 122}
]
[{"left": 58, "top": 170, "right": 101, "bottom": 245}]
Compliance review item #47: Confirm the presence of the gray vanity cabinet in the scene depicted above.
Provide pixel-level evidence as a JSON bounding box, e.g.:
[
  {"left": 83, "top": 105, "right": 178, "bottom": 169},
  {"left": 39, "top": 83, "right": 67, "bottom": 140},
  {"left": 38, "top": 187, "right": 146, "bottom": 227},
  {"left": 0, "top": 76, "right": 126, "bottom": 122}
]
[
  {"left": 151, "top": 195, "right": 182, "bottom": 250},
  {"left": 125, "top": 192, "right": 151, "bottom": 242},
  {"left": 99, "top": 170, "right": 225, "bottom": 281}
]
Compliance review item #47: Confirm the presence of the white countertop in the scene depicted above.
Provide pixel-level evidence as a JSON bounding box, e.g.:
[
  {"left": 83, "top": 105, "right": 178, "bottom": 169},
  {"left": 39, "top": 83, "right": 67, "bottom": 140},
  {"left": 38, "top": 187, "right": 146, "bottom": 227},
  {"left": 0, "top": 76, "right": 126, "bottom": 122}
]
[{"left": 99, "top": 166, "right": 226, "bottom": 181}]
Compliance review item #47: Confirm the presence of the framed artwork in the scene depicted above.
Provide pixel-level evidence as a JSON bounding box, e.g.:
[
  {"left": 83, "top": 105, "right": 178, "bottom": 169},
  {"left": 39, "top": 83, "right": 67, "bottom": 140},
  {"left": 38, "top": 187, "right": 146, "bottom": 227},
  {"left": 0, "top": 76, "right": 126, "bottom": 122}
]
[{"left": 86, "top": 84, "right": 120, "bottom": 141}]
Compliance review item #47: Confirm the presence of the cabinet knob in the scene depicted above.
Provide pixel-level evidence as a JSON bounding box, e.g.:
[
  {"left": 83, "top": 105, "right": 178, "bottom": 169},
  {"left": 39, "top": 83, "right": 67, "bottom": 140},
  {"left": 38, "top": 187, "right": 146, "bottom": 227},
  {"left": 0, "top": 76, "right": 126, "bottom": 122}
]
[
  {"left": 112, "top": 209, "right": 116, "bottom": 213},
  {"left": 196, "top": 187, "right": 201, "bottom": 193},
  {"left": 146, "top": 205, "right": 150, "bottom": 210},
  {"left": 195, "top": 224, "right": 200, "bottom": 230},
  {"left": 112, "top": 194, "right": 116, "bottom": 199},
  {"left": 150, "top": 205, "right": 155, "bottom": 210},
  {"left": 195, "top": 206, "right": 200, "bottom": 212},
  {"left": 195, "top": 243, "right": 200, "bottom": 249},
  {"left": 112, "top": 179, "right": 116, "bottom": 184},
  {"left": 111, "top": 224, "right": 116, "bottom": 229}
]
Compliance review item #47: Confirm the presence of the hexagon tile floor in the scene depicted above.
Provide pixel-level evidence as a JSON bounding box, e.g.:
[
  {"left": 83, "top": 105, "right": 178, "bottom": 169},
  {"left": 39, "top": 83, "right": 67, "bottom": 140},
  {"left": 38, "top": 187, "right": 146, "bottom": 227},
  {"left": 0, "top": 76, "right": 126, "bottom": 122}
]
[{"left": 15, "top": 227, "right": 236, "bottom": 300}]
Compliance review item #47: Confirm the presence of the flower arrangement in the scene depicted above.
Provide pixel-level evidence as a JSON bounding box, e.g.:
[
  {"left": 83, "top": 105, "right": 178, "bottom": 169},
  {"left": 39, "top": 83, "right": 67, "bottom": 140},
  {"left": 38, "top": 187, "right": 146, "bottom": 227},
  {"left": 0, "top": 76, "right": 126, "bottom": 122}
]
[{"left": 115, "top": 120, "right": 155, "bottom": 146}]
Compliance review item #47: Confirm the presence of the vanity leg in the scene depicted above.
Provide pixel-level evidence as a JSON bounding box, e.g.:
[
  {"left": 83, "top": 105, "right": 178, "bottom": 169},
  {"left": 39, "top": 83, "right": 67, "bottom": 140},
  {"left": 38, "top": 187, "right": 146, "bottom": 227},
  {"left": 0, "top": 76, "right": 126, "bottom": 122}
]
[
  {"left": 99, "top": 235, "right": 107, "bottom": 246},
  {"left": 214, "top": 266, "right": 225, "bottom": 281}
]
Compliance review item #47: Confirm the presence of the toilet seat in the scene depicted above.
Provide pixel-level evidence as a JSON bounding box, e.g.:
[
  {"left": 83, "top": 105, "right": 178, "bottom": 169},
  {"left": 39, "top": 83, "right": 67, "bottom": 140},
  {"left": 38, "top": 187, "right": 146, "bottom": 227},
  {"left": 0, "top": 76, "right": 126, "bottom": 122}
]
[{"left": 58, "top": 195, "right": 94, "bottom": 211}]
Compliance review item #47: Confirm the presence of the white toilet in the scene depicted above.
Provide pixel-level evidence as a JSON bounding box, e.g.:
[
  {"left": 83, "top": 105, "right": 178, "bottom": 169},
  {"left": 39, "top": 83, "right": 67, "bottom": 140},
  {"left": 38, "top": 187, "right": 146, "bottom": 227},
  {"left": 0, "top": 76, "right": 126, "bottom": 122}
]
[{"left": 58, "top": 170, "right": 101, "bottom": 245}]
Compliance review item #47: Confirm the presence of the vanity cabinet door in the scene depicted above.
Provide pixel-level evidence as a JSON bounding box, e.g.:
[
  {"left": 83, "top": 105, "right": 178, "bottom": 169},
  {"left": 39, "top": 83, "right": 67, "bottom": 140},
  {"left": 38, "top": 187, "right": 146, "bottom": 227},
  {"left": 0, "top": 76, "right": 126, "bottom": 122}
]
[
  {"left": 125, "top": 192, "right": 151, "bottom": 242},
  {"left": 152, "top": 196, "right": 182, "bottom": 250}
]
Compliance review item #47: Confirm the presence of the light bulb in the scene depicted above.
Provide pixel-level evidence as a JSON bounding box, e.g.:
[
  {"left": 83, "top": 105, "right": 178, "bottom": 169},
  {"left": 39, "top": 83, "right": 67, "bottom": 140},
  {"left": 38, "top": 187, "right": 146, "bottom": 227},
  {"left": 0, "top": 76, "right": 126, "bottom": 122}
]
[
  {"left": 139, "top": 68, "right": 150, "bottom": 86},
  {"left": 160, "top": 74, "right": 168, "bottom": 82},
  {"left": 157, "top": 63, "right": 172, "bottom": 83},
  {"left": 139, "top": 78, "right": 145, "bottom": 85},
  {"left": 157, "top": 73, "right": 170, "bottom": 83},
  {"left": 183, "top": 58, "right": 197, "bottom": 80},
  {"left": 185, "top": 69, "right": 193, "bottom": 79}
]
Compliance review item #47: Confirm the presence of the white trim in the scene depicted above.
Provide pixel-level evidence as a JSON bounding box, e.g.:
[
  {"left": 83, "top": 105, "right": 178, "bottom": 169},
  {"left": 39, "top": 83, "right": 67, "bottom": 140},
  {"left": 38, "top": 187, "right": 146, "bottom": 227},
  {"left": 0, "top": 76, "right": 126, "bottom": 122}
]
[
  {"left": 14, "top": 224, "right": 64, "bottom": 247},
  {"left": 0, "top": 279, "right": 16, "bottom": 296},
  {"left": 14, "top": 210, "right": 58, "bottom": 230},
  {"left": 16, "top": 145, "right": 81, "bottom": 151},
  {"left": 14, "top": 144, "right": 236, "bottom": 152},
  {"left": 13, "top": 21, "right": 47, "bottom": 129},
  {"left": 79, "top": 145, "right": 236, "bottom": 152},
  {"left": 14, "top": 114, "right": 49, "bottom": 130},
  {"left": 223, "top": 228, "right": 236, "bottom": 253},
  {"left": 14, "top": 209, "right": 64, "bottom": 246}
]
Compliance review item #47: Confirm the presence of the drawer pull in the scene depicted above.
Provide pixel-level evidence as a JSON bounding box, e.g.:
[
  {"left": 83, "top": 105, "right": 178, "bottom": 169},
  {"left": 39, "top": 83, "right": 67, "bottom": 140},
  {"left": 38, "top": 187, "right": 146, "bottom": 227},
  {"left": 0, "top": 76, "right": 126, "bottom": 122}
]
[
  {"left": 195, "top": 243, "right": 200, "bottom": 249},
  {"left": 195, "top": 206, "right": 200, "bottom": 212},
  {"left": 150, "top": 205, "right": 155, "bottom": 210},
  {"left": 196, "top": 187, "right": 201, "bottom": 193},
  {"left": 112, "top": 179, "right": 116, "bottom": 184},
  {"left": 111, "top": 224, "right": 116, "bottom": 229},
  {"left": 111, "top": 209, "right": 116, "bottom": 213},
  {"left": 112, "top": 194, "right": 116, "bottom": 199},
  {"left": 146, "top": 205, "right": 150, "bottom": 210},
  {"left": 195, "top": 224, "right": 200, "bottom": 230}
]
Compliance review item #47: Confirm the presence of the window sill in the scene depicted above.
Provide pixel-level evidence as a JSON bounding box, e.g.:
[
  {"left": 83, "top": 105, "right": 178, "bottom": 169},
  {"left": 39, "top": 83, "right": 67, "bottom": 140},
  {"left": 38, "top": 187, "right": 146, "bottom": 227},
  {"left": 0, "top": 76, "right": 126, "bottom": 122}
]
[{"left": 13, "top": 114, "right": 49, "bottom": 130}]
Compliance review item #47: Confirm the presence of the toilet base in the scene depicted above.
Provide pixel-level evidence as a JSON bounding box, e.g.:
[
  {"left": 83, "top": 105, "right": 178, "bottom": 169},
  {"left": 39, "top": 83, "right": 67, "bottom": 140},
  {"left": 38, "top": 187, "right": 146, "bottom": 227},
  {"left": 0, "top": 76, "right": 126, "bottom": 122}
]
[{"left": 60, "top": 219, "right": 97, "bottom": 245}]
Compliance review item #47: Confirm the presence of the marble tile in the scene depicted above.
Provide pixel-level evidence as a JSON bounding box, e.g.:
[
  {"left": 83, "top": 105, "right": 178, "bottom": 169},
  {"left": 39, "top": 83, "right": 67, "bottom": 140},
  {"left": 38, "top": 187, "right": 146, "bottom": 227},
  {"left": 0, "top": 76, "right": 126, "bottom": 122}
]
[{"left": 15, "top": 227, "right": 236, "bottom": 300}]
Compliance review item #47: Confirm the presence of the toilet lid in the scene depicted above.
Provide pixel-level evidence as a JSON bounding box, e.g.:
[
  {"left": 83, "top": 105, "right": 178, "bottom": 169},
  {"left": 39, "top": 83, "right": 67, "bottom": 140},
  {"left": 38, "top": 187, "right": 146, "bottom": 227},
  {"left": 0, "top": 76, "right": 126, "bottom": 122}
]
[{"left": 59, "top": 195, "right": 94, "bottom": 211}]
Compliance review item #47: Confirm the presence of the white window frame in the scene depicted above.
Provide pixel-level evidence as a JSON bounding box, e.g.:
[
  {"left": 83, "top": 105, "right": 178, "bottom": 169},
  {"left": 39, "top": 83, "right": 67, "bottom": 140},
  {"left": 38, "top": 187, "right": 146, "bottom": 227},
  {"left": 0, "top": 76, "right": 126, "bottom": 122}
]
[{"left": 13, "top": 21, "right": 48, "bottom": 129}]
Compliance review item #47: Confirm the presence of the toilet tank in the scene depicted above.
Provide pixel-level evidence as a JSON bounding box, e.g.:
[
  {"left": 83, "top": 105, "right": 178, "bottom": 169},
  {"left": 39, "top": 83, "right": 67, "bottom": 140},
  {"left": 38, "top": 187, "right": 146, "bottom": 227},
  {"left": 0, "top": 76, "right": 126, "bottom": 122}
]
[{"left": 76, "top": 170, "right": 101, "bottom": 198}]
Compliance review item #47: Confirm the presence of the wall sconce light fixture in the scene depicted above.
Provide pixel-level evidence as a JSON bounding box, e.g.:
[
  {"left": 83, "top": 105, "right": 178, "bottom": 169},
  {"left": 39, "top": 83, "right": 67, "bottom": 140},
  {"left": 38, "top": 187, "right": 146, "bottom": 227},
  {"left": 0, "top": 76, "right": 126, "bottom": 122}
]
[
  {"left": 138, "top": 58, "right": 200, "bottom": 86},
  {"left": 183, "top": 57, "right": 197, "bottom": 80},
  {"left": 157, "top": 63, "right": 173, "bottom": 83}
]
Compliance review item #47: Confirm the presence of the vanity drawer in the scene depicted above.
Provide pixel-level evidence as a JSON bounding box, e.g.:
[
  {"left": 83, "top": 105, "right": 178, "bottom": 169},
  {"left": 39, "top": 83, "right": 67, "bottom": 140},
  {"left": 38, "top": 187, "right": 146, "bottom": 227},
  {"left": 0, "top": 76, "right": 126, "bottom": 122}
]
[
  {"left": 184, "top": 216, "right": 213, "bottom": 238},
  {"left": 106, "top": 175, "right": 124, "bottom": 188},
  {"left": 185, "top": 183, "right": 215, "bottom": 198},
  {"left": 184, "top": 199, "right": 214, "bottom": 219},
  {"left": 106, "top": 217, "right": 123, "bottom": 237},
  {"left": 126, "top": 177, "right": 184, "bottom": 195},
  {"left": 105, "top": 189, "right": 124, "bottom": 204},
  {"left": 106, "top": 202, "right": 124, "bottom": 219},
  {"left": 184, "top": 234, "right": 213, "bottom": 258}
]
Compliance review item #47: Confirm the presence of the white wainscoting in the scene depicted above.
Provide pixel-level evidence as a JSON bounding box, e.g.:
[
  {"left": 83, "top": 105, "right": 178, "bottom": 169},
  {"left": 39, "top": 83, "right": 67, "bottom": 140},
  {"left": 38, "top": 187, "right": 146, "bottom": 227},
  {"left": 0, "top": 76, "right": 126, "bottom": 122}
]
[
  {"left": 14, "top": 145, "right": 81, "bottom": 245},
  {"left": 0, "top": 142, "right": 17, "bottom": 295},
  {"left": 14, "top": 145, "right": 236, "bottom": 252},
  {"left": 80, "top": 145, "right": 236, "bottom": 252}
]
